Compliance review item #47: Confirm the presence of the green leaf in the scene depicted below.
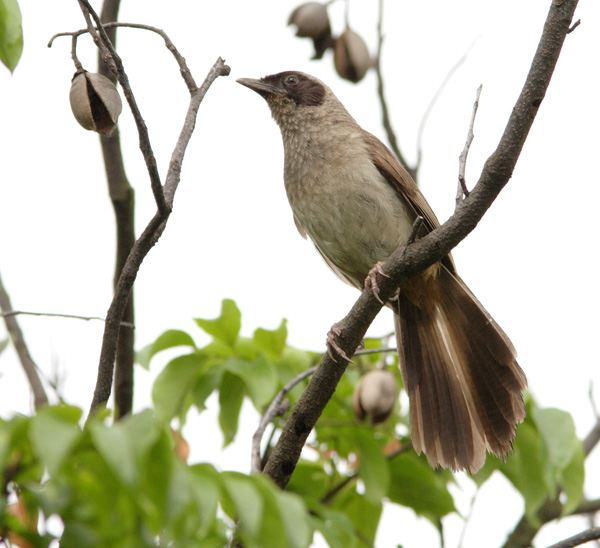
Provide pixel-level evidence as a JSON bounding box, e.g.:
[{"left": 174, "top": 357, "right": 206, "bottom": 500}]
[
  {"left": 152, "top": 353, "right": 205, "bottom": 421},
  {"left": 224, "top": 356, "right": 278, "bottom": 411},
  {"left": 330, "top": 484, "right": 382, "bottom": 545},
  {"left": 561, "top": 439, "right": 585, "bottom": 516},
  {"left": 274, "top": 490, "right": 313, "bottom": 548},
  {"left": 29, "top": 406, "right": 82, "bottom": 475},
  {"left": 191, "top": 361, "right": 224, "bottom": 411},
  {"left": 353, "top": 430, "right": 390, "bottom": 503},
  {"left": 0, "top": 0, "right": 23, "bottom": 72},
  {"left": 222, "top": 473, "right": 264, "bottom": 537},
  {"left": 310, "top": 511, "right": 356, "bottom": 548},
  {"left": 253, "top": 319, "right": 288, "bottom": 358},
  {"left": 500, "top": 421, "right": 547, "bottom": 521},
  {"left": 187, "top": 464, "right": 222, "bottom": 534},
  {"left": 287, "top": 460, "right": 330, "bottom": 500},
  {"left": 195, "top": 299, "right": 241, "bottom": 347},
  {"left": 137, "top": 329, "right": 196, "bottom": 369},
  {"left": 0, "top": 337, "right": 8, "bottom": 354},
  {"left": 218, "top": 372, "right": 245, "bottom": 447},
  {"left": 533, "top": 407, "right": 578, "bottom": 491},
  {"left": 90, "top": 410, "right": 159, "bottom": 486},
  {"left": 387, "top": 451, "right": 456, "bottom": 524}
]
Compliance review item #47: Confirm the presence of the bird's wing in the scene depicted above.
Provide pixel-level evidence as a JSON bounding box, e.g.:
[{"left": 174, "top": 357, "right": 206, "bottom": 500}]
[{"left": 362, "top": 130, "right": 456, "bottom": 272}]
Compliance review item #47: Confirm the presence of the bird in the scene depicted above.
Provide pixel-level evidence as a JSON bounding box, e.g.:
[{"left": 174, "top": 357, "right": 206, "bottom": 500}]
[{"left": 237, "top": 71, "right": 527, "bottom": 473}]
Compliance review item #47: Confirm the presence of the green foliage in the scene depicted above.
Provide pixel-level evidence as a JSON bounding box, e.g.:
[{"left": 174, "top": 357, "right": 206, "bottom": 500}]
[
  {"left": 1, "top": 299, "right": 589, "bottom": 547},
  {"left": 0, "top": 407, "right": 315, "bottom": 548},
  {"left": 472, "top": 398, "right": 585, "bottom": 523},
  {"left": 0, "top": 0, "right": 22, "bottom": 72}
]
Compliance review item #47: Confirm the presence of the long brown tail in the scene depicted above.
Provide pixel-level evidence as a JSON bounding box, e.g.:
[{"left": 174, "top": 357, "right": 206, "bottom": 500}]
[{"left": 395, "top": 265, "right": 527, "bottom": 473}]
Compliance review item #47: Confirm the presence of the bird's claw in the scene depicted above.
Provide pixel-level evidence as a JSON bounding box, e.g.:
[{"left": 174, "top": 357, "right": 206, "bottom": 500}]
[
  {"left": 365, "top": 261, "right": 389, "bottom": 305},
  {"left": 326, "top": 323, "right": 354, "bottom": 364}
]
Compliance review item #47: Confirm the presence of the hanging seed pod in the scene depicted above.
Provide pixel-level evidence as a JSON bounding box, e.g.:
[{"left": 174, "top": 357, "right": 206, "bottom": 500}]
[
  {"left": 288, "top": 2, "right": 334, "bottom": 60},
  {"left": 333, "top": 28, "right": 371, "bottom": 83},
  {"left": 69, "top": 70, "right": 122, "bottom": 136},
  {"left": 353, "top": 369, "right": 398, "bottom": 424}
]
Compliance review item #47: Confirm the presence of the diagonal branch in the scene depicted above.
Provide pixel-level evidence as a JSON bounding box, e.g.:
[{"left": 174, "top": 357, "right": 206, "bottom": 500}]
[
  {"left": 0, "top": 271, "right": 48, "bottom": 410},
  {"left": 262, "top": 0, "right": 579, "bottom": 490},
  {"left": 544, "top": 527, "right": 600, "bottom": 548},
  {"left": 88, "top": 57, "right": 229, "bottom": 417},
  {"left": 96, "top": 0, "right": 135, "bottom": 419},
  {"left": 76, "top": 0, "right": 168, "bottom": 215}
]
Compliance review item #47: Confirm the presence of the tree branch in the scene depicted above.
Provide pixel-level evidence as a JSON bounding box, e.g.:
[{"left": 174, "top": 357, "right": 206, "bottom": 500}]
[
  {"left": 94, "top": 0, "right": 136, "bottom": 419},
  {"left": 76, "top": 0, "right": 168, "bottom": 215},
  {"left": 88, "top": 55, "right": 229, "bottom": 418},
  {"left": 252, "top": 365, "right": 318, "bottom": 472},
  {"left": 0, "top": 271, "right": 48, "bottom": 410},
  {"left": 261, "top": 0, "right": 579, "bottom": 491},
  {"left": 456, "top": 84, "right": 481, "bottom": 205},
  {"left": 545, "top": 527, "right": 600, "bottom": 548},
  {"left": 0, "top": 310, "right": 133, "bottom": 328},
  {"left": 374, "top": 0, "right": 415, "bottom": 180}
]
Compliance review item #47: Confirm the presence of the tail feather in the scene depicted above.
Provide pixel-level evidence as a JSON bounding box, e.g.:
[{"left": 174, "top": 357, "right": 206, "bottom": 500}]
[{"left": 395, "top": 265, "right": 526, "bottom": 473}]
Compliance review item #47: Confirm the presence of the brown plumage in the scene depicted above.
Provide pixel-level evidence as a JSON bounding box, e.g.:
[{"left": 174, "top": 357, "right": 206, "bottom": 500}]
[{"left": 238, "top": 71, "right": 527, "bottom": 473}]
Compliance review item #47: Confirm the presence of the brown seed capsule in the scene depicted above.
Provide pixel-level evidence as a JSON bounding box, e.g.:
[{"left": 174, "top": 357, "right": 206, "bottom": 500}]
[
  {"left": 353, "top": 369, "right": 398, "bottom": 424},
  {"left": 69, "top": 70, "right": 122, "bottom": 136},
  {"left": 333, "top": 28, "right": 372, "bottom": 83},
  {"left": 288, "top": 2, "right": 333, "bottom": 60}
]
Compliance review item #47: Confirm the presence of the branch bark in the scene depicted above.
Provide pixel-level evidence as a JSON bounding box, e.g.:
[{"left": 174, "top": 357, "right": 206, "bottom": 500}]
[
  {"left": 262, "top": 0, "right": 579, "bottom": 490},
  {"left": 95, "top": 0, "right": 136, "bottom": 419},
  {"left": 69, "top": 2, "right": 230, "bottom": 417},
  {"left": 88, "top": 55, "right": 229, "bottom": 418},
  {"left": 545, "top": 527, "right": 600, "bottom": 548},
  {"left": 0, "top": 271, "right": 48, "bottom": 410}
]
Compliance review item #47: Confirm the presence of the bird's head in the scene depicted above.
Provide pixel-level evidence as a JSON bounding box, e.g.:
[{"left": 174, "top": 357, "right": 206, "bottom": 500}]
[{"left": 237, "top": 71, "right": 329, "bottom": 128}]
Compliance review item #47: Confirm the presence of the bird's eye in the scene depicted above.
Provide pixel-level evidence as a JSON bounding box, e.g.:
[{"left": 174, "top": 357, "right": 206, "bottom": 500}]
[{"left": 285, "top": 75, "right": 299, "bottom": 86}]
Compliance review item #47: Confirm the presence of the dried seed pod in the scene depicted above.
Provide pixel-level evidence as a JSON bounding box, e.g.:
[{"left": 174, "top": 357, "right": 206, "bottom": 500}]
[
  {"left": 69, "top": 70, "right": 122, "bottom": 136},
  {"left": 333, "top": 28, "right": 372, "bottom": 83},
  {"left": 353, "top": 369, "right": 398, "bottom": 424},
  {"left": 288, "top": 2, "right": 333, "bottom": 60}
]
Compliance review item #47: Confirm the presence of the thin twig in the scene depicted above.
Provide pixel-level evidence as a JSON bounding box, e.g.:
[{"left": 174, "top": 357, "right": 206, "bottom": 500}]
[
  {"left": 416, "top": 37, "right": 478, "bottom": 174},
  {"left": 0, "top": 310, "right": 134, "bottom": 329},
  {"left": 320, "top": 441, "right": 411, "bottom": 504},
  {"left": 374, "top": 0, "right": 415, "bottom": 179},
  {"left": 0, "top": 272, "right": 48, "bottom": 410},
  {"left": 457, "top": 490, "right": 479, "bottom": 548},
  {"left": 49, "top": 22, "right": 197, "bottom": 93},
  {"left": 567, "top": 19, "right": 581, "bottom": 33},
  {"left": 252, "top": 365, "right": 318, "bottom": 472},
  {"left": 70, "top": 35, "right": 83, "bottom": 71},
  {"left": 456, "top": 85, "right": 482, "bottom": 206},
  {"left": 354, "top": 346, "right": 396, "bottom": 356},
  {"left": 545, "top": 527, "right": 600, "bottom": 548},
  {"left": 75, "top": 1, "right": 168, "bottom": 215},
  {"left": 583, "top": 383, "right": 600, "bottom": 456}
]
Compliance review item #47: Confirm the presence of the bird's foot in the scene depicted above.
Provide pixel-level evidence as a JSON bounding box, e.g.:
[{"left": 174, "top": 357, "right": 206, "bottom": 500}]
[
  {"left": 326, "top": 322, "right": 354, "bottom": 364},
  {"left": 364, "top": 261, "right": 389, "bottom": 304}
]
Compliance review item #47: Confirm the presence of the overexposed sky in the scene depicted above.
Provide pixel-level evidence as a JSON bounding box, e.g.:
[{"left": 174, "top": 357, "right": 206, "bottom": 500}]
[{"left": 1, "top": 1, "right": 599, "bottom": 547}]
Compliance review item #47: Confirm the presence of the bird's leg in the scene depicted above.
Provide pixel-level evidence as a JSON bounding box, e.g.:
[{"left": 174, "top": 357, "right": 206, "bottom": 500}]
[
  {"left": 364, "top": 261, "right": 390, "bottom": 304},
  {"left": 326, "top": 322, "right": 354, "bottom": 364}
]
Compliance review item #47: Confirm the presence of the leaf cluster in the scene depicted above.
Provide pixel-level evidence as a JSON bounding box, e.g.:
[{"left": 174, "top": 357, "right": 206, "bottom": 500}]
[{"left": 0, "top": 299, "right": 588, "bottom": 547}]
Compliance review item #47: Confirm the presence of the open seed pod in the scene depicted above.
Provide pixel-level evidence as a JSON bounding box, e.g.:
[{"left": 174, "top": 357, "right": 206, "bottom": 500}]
[
  {"left": 288, "top": 2, "right": 333, "bottom": 59},
  {"left": 333, "top": 28, "right": 371, "bottom": 83},
  {"left": 69, "top": 70, "right": 122, "bottom": 136},
  {"left": 353, "top": 369, "right": 398, "bottom": 424}
]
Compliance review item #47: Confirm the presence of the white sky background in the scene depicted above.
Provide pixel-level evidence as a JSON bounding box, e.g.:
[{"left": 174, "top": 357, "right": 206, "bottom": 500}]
[{"left": 1, "top": 0, "right": 600, "bottom": 547}]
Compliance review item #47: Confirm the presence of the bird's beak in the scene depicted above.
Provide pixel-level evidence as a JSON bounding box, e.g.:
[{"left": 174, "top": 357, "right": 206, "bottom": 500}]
[{"left": 237, "top": 78, "right": 281, "bottom": 98}]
